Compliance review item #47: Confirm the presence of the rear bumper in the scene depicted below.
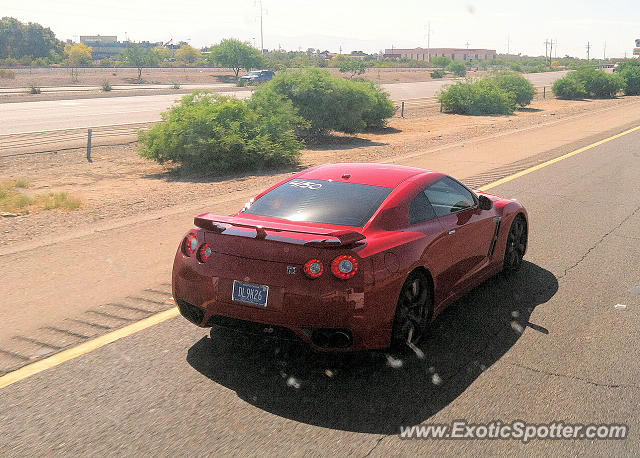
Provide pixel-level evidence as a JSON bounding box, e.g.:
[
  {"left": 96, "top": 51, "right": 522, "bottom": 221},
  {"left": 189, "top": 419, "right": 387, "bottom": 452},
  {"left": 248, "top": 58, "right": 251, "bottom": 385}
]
[{"left": 172, "top": 250, "right": 395, "bottom": 351}]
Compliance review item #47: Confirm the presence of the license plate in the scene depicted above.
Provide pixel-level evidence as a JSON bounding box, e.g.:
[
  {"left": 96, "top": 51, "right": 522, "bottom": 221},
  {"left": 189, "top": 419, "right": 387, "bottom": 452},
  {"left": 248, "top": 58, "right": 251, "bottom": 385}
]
[{"left": 232, "top": 280, "right": 269, "bottom": 307}]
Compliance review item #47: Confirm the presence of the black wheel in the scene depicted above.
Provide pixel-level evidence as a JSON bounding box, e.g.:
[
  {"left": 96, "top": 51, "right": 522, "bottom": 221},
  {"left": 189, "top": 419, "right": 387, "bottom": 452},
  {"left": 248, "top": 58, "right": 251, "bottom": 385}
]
[
  {"left": 503, "top": 214, "right": 527, "bottom": 275},
  {"left": 391, "top": 270, "right": 432, "bottom": 350}
]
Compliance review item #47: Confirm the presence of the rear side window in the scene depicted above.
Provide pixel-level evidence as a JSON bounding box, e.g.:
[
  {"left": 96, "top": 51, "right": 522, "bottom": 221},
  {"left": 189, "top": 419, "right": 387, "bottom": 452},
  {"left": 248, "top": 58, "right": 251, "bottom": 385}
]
[
  {"left": 409, "top": 190, "right": 437, "bottom": 224},
  {"left": 243, "top": 179, "right": 393, "bottom": 227},
  {"left": 425, "top": 176, "right": 475, "bottom": 217}
]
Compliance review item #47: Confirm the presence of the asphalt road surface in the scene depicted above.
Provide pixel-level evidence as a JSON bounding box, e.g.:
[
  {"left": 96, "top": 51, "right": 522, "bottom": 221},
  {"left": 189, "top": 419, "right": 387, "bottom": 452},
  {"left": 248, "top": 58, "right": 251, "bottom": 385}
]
[
  {"left": 1, "top": 123, "right": 638, "bottom": 456},
  {"left": 0, "top": 72, "right": 568, "bottom": 135}
]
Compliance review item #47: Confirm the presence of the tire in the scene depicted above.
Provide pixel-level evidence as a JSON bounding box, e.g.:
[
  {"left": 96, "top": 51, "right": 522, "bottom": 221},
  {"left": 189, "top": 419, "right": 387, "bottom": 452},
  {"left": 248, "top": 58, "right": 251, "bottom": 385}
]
[
  {"left": 390, "top": 270, "right": 433, "bottom": 350},
  {"left": 502, "top": 214, "right": 528, "bottom": 275}
]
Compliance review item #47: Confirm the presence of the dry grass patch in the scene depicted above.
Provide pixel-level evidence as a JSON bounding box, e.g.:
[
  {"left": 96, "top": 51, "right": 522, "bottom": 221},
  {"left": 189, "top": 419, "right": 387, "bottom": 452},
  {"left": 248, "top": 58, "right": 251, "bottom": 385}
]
[{"left": 0, "top": 179, "right": 81, "bottom": 215}]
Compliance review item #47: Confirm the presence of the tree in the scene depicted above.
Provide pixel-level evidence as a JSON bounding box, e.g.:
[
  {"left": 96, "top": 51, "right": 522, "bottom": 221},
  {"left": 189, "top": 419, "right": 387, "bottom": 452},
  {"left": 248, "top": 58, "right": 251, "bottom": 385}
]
[
  {"left": 208, "top": 39, "right": 264, "bottom": 77},
  {"left": 151, "top": 46, "right": 172, "bottom": 64},
  {"left": 1, "top": 17, "right": 64, "bottom": 59},
  {"left": 64, "top": 43, "right": 92, "bottom": 81},
  {"left": 175, "top": 44, "right": 202, "bottom": 65},
  {"left": 431, "top": 56, "right": 452, "bottom": 68},
  {"left": 332, "top": 55, "right": 367, "bottom": 78},
  {"left": 446, "top": 61, "right": 467, "bottom": 77},
  {"left": 120, "top": 45, "right": 159, "bottom": 80}
]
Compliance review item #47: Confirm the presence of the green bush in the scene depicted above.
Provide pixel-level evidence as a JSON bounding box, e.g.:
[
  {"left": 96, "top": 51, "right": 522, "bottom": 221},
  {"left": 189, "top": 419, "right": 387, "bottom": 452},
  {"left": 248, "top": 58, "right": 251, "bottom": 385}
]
[
  {"left": 574, "top": 67, "right": 624, "bottom": 98},
  {"left": 254, "top": 68, "right": 395, "bottom": 134},
  {"left": 138, "top": 91, "right": 307, "bottom": 172},
  {"left": 430, "top": 69, "right": 446, "bottom": 78},
  {"left": 101, "top": 79, "right": 112, "bottom": 92},
  {"left": 552, "top": 75, "right": 587, "bottom": 99},
  {"left": 620, "top": 65, "right": 640, "bottom": 95},
  {"left": 552, "top": 67, "right": 623, "bottom": 99},
  {"left": 446, "top": 61, "right": 467, "bottom": 77},
  {"left": 487, "top": 71, "right": 535, "bottom": 107},
  {"left": 431, "top": 56, "right": 452, "bottom": 68},
  {"left": 439, "top": 80, "right": 515, "bottom": 115}
]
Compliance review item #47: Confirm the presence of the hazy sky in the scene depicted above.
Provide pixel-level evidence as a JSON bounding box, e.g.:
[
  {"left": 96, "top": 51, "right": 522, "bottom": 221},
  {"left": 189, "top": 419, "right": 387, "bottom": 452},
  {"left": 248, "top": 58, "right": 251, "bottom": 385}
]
[{"left": 4, "top": 0, "right": 639, "bottom": 58}]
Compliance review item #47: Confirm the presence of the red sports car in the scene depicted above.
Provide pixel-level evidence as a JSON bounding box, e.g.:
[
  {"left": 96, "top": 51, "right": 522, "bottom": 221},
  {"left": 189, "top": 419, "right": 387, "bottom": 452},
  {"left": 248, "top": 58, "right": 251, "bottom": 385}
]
[{"left": 172, "top": 163, "right": 528, "bottom": 351}]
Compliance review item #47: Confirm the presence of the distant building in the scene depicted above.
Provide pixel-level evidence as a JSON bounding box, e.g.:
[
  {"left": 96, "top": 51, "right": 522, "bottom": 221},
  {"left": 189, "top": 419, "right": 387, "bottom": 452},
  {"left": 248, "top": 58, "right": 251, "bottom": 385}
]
[
  {"left": 384, "top": 47, "right": 497, "bottom": 61},
  {"left": 79, "top": 35, "right": 163, "bottom": 59}
]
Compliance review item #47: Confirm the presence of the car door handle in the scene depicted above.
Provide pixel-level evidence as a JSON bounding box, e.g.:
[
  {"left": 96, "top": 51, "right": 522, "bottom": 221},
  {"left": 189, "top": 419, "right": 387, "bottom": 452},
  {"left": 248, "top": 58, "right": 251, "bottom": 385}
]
[{"left": 448, "top": 229, "right": 456, "bottom": 235}]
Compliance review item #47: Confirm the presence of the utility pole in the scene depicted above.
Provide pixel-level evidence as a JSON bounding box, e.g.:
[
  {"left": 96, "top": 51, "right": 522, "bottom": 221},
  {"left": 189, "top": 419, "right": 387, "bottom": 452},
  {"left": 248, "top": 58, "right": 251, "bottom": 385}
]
[
  {"left": 425, "top": 21, "right": 431, "bottom": 62},
  {"left": 544, "top": 39, "right": 550, "bottom": 63},
  {"left": 549, "top": 39, "right": 554, "bottom": 65},
  {"left": 586, "top": 41, "right": 591, "bottom": 61},
  {"left": 257, "top": 0, "right": 264, "bottom": 53},
  {"left": 507, "top": 34, "right": 510, "bottom": 55},
  {"left": 603, "top": 41, "right": 606, "bottom": 60},
  {"left": 426, "top": 22, "right": 431, "bottom": 63}
]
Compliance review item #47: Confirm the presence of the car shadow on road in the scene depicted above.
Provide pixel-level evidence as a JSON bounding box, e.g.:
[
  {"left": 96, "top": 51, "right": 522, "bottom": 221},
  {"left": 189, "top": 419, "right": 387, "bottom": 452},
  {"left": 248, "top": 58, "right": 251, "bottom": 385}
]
[{"left": 186, "top": 261, "right": 557, "bottom": 434}]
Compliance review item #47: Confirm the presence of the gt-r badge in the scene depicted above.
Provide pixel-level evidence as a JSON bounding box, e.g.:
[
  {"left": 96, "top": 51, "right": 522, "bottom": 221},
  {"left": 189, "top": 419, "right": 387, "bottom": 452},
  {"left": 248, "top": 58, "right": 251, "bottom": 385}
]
[{"left": 287, "top": 266, "right": 297, "bottom": 274}]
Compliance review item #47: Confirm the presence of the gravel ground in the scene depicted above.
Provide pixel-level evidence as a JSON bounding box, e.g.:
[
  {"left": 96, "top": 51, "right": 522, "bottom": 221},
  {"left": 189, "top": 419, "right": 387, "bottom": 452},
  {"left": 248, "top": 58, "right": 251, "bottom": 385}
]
[{"left": 0, "top": 95, "right": 636, "bottom": 247}]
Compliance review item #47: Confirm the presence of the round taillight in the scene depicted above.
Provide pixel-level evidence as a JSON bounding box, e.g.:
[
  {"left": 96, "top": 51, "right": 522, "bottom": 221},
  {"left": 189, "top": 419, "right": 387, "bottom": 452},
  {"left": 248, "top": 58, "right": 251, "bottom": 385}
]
[
  {"left": 197, "top": 243, "right": 212, "bottom": 263},
  {"left": 331, "top": 255, "right": 358, "bottom": 279},
  {"left": 304, "top": 259, "right": 324, "bottom": 279},
  {"left": 183, "top": 233, "right": 198, "bottom": 256}
]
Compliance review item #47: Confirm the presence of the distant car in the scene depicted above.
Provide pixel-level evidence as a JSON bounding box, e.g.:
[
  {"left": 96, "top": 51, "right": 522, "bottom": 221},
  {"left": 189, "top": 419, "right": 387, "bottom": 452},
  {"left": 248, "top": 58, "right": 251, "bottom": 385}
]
[
  {"left": 238, "top": 70, "right": 275, "bottom": 82},
  {"left": 172, "top": 163, "right": 528, "bottom": 351}
]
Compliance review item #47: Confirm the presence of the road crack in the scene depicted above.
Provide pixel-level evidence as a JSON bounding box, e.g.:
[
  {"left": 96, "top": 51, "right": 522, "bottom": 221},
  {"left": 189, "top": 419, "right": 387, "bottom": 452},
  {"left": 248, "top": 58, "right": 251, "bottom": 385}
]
[
  {"left": 506, "top": 361, "right": 640, "bottom": 390},
  {"left": 363, "top": 435, "right": 386, "bottom": 458},
  {"left": 558, "top": 204, "right": 640, "bottom": 280}
]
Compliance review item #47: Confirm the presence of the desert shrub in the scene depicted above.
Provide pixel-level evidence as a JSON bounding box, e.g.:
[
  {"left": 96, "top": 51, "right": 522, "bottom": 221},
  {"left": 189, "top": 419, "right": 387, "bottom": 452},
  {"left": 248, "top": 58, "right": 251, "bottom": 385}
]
[
  {"left": 620, "top": 65, "right": 640, "bottom": 95},
  {"left": 439, "top": 80, "right": 515, "bottom": 115},
  {"left": 171, "top": 82, "right": 181, "bottom": 89},
  {"left": 254, "top": 68, "right": 395, "bottom": 134},
  {"left": 431, "top": 56, "right": 452, "bottom": 68},
  {"left": 553, "top": 67, "right": 623, "bottom": 99},
  {"left": 29, "top": 83, "right": 41, "bottom": 94},
  {"left": 101, "top": 79, "right": 112, "bottom": 92},
  {"left": 574, "top": 67, "right": 624, "bottom": 98},
  {"left": 96, "top": 58, "right": 115, "bottom": 67},
  {"left": 446, "top": 61, "right": 467, "bottom": 77},
  {"left": 0, "top": 69, "right": 16, "bottom": 79},
  {"left": 552, "top": 74, "right": 587, "bottom": 99},
  {"left": 430, "top": 69, "right": 446, "bottom": 78},
  {"left": 138, "top": 91, "right": 307, "bottom": 172},
  {"left": 487, "top": 71, "right": 536, "bottom": 107}
]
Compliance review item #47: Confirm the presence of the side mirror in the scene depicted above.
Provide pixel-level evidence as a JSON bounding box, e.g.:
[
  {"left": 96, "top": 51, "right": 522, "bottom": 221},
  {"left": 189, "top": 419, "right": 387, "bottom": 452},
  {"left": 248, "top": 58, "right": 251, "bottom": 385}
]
[{"left": 478, "top": 194, "right": 493, "bottom": 210}]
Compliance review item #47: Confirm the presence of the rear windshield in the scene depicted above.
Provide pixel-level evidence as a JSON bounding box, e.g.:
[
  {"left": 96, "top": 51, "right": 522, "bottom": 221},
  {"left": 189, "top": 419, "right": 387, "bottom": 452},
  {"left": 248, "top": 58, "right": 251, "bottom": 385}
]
[{"left": 243, "top": 178, "right": 393, "bottom": 227}]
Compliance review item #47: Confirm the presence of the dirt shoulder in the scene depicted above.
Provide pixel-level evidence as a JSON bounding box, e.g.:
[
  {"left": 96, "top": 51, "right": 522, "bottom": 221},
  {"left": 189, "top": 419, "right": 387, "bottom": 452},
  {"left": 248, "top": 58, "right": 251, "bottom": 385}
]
[{"left": 1, "top": 95, "right": 638, "bottom": 249}]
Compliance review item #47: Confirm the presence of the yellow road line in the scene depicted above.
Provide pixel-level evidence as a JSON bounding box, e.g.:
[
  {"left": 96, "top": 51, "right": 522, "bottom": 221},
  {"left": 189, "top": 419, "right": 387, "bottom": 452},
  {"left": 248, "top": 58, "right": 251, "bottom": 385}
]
[
  {"left": 2, "top": 123, "right": 640, "bottom": 390},
  {"left": 478, "top": 124, "right": 640, "bottom": 191},
  {"left": 0, "top": 307, "right": 179, "bottom": 389}
]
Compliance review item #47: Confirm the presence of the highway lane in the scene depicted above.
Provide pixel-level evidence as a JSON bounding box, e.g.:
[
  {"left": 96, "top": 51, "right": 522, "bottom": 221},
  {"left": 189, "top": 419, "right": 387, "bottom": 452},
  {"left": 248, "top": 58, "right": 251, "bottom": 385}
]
[
  {"left": 1, "top": 125, "right": 638, "bottom": 456},
  {"left": 0, "top": 72, "right": 568, "bottom": 135}
]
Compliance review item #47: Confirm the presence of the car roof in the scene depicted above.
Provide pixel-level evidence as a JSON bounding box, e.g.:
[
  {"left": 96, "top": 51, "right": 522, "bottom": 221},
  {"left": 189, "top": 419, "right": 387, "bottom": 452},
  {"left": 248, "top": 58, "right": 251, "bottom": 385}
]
[{"left": 297, "top": 163, "right": 438, "bottom": 188}]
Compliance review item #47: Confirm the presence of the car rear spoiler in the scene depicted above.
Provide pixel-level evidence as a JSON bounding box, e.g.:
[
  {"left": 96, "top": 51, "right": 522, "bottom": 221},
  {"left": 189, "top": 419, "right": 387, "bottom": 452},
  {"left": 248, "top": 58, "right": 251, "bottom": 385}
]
[{"left": 194, "top": 213, "right": 365, "bottom": 247}]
